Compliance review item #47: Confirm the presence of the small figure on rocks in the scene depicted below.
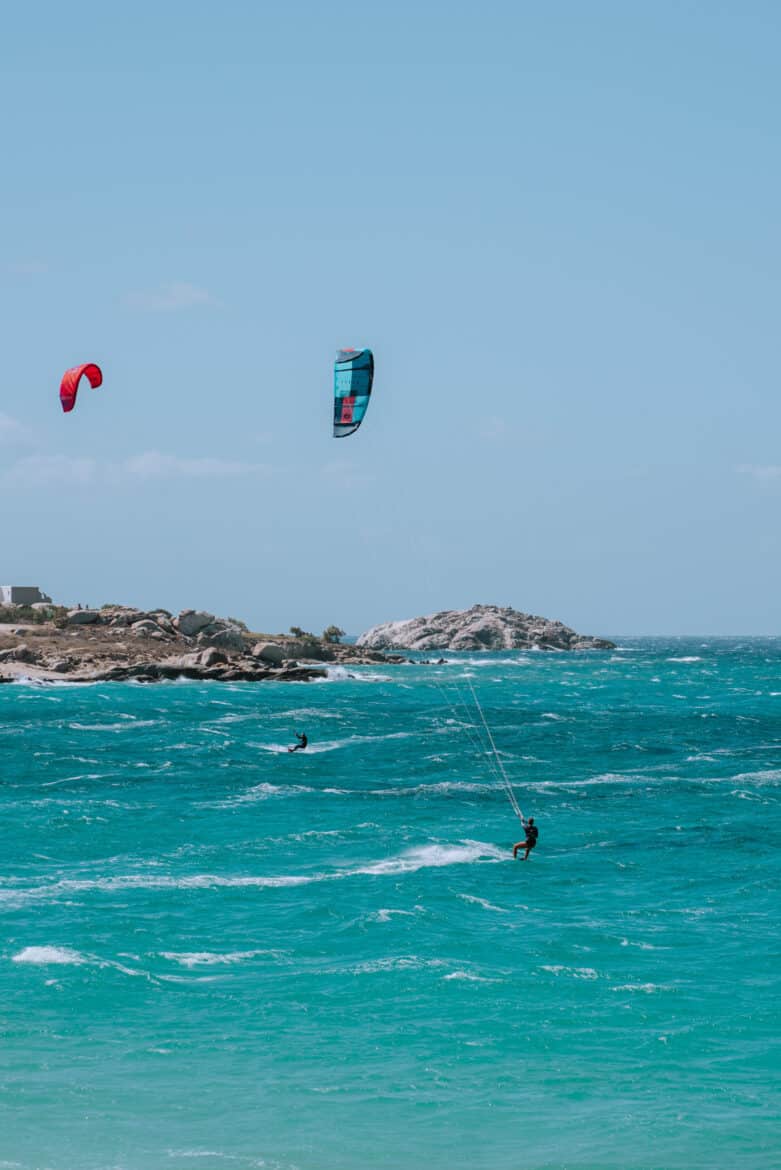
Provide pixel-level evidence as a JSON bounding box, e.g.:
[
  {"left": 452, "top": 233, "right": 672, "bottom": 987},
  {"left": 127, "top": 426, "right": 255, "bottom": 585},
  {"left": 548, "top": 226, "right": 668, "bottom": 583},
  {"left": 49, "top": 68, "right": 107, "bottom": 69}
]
[{"left": 288, "top": 731, "right": 308, "bottom": 753}]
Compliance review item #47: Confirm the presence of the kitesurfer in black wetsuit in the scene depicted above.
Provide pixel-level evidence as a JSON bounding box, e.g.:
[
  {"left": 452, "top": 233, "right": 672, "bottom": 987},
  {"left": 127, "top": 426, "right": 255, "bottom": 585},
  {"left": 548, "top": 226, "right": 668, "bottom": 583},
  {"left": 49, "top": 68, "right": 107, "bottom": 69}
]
[
  {"left": 513, "top": 817, "right": 538, "bottom": 860},
  {"left": 288, "top": 732, "right": 308, "bottom": 753}
]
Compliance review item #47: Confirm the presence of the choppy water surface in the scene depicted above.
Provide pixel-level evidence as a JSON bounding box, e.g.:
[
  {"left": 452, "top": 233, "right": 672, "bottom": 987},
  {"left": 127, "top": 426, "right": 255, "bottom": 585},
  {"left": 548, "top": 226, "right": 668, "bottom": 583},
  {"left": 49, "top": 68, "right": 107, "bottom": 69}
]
[{"left": 2, "top": 639, "right": 780, "bottom": 1170}]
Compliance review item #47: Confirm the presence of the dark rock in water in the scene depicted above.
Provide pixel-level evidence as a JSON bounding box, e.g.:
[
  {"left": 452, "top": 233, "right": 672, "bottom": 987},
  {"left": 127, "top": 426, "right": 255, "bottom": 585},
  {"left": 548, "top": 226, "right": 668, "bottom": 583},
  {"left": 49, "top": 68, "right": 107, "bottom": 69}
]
[
  {"left": 356, "top": 604, "right": 615, "bottom": 652},
  {"left": 81, "top": 659, "right": 327, "bottom": 684}
]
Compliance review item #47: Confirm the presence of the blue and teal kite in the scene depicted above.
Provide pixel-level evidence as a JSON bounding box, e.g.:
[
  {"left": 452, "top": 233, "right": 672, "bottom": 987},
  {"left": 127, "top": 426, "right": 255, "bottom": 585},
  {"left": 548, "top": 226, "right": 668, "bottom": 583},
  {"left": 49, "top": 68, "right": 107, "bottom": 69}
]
[{"left": 333, "top": 348, "right": 374, "bottom": 438}]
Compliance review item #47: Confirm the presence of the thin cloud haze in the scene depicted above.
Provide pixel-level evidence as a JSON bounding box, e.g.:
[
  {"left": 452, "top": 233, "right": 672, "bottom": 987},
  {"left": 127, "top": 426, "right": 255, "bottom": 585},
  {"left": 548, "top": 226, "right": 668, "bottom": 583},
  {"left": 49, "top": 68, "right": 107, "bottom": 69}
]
[
  {"left": 0, "top": 413, "right": 32, "bottom": 445},
  {"left": 736, "top": 464, "right": 781, "bottom": 481},
  {"left": 124, "top": 452, "right": 270, "bottom": 478},
  {"left": 3, "top": 451, "right": 270, "bottom": 486},
  {"left": 125, "top": 282, "right": 217, "bottom": 312}
]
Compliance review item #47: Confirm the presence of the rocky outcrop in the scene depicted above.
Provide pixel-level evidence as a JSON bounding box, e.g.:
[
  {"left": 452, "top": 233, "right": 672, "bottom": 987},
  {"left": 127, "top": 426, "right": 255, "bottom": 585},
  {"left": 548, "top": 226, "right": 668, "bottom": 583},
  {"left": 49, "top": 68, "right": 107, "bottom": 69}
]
[
  {"left": 0, "top": 602, "right": 406, "bottom": 684},
  {"left": 356, "top": 605, "right": 614, "bottom": 652}
]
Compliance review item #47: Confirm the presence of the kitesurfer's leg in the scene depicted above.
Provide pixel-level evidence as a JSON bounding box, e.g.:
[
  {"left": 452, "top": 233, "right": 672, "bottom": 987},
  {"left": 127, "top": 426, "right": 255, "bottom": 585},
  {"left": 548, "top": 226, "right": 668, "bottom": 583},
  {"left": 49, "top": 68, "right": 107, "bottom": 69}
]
[{"left": 513, "top": 841, "right": 524, "bottom": 859}]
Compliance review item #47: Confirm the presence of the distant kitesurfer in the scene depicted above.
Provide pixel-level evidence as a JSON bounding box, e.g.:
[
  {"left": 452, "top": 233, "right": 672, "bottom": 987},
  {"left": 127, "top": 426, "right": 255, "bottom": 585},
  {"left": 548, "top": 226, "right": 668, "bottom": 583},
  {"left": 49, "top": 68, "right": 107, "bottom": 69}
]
[
  {"left": 513, "top": 817, "right": 538, "bottom": 860},
  {"left": 288, "top": 732, "right": 308, "bottom": 753}
]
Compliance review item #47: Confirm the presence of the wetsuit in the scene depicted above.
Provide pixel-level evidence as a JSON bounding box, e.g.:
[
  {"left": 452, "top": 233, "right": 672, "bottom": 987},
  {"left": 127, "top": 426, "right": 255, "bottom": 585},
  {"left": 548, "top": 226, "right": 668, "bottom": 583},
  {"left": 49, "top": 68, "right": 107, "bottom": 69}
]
[
  {"left": 288, "top": 733, "right": 308, "bottom": 752},
  {"left": 524, "top": 822, "right": 538, "bottom": 850}
]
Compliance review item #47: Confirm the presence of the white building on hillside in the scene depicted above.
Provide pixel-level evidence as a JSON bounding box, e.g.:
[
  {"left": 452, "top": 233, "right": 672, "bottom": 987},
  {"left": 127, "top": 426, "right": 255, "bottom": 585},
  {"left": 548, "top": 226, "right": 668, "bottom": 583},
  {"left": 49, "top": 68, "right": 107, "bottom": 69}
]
[{"left": 0, "top": 586, "right": 53, "bottom": 605}]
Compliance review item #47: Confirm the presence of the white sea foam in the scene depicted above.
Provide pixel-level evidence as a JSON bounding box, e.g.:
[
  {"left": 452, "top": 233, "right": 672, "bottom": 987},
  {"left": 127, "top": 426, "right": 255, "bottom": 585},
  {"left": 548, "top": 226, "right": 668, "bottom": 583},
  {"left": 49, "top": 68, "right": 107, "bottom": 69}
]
[
  {"left": 68, "top": 719, "right": 160, "bottom": 731},
  {"left": 41, "top": 773, "right": 110, "bottom": 787},
  {"left": 321, "top": 666, "right": 391, "bottom": 682},
  {"left": 731, "top": 769, "right": 781, "bottom": 785},
  {"left": 350, "top": 956, "right": 447, "bottom": 975},
  {"left": 370, "top": 779, "right": 503, "bottom": 797},
  {"left": 541, "top": 965, "right": 599, "bottom": 980},
  {"left": 289, "top": 829, "right": 344, "bottom": 841},
  {"left": 458, "top": 893, "right": 508, "bottom": 913},
  {"left": 12, "top": 945, "right": 86, "bottom": 965},
  {"left": 160, "top": 950, "right": 278, "bottom": 967},
  {"left": 611, "top": 983, "right": 667, "bottom": 993},
  {"left": 275, "top": 707, "right": 344, "bottom": 720},
  {"left": 442, "top": 971, "right": 496, "bottom": 982},
  {"left": 220, "top": 781, "right": 316, "bottom": 805},
  {"left": 372, "top": 908, "right": 418, "bottom": 923},
  {"left": 666, "top": 656, "right": 702, "bottom": 663},
  {"left": 3, "top": 840, "right": 506, "bottom": 909},
  {"left": 351, "top": 841, "right": 505, "bottom": 876}
]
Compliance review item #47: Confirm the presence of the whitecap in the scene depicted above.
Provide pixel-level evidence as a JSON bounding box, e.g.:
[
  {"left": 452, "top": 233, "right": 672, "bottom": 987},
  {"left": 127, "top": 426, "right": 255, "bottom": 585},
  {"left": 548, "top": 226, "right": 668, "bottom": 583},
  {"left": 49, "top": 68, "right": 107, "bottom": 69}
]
[
  {"left": 351, "top": 840, "right": 505, "bottom": 876},
  {"left": 12, "top": 945, "right": 85, "bottom": 965},
  {"left": 458, "top": 893, "right": 508, "bottom": 913},
  {"left": 372, "top": 908, "right": 418, "bottom": 923},
  {"left": 540, "top": 965, "right": 598, "bottom": 980},
  {"left": 350, "top": 955, "right": 447, "bottom": 975},
  {"left": 321, "top": 666, "right": 391, "bottom": 682},
  {"left": 442, "top": 971, "right": 496, "bottom": 982},
  {"left": 611, "top": 983, "right": 667, "bottom": 993},
  {"left": 215, "top": 782, "right": 316, "bottom": 806},
  {"left": 2, "top": 840, "right": 506, "bottom": 908},
  {"left": 160, "top": 950, "right": 279, "bottom": 967},
  {"left": 68, "top": 719, "right": 160, "bottom": 731}
]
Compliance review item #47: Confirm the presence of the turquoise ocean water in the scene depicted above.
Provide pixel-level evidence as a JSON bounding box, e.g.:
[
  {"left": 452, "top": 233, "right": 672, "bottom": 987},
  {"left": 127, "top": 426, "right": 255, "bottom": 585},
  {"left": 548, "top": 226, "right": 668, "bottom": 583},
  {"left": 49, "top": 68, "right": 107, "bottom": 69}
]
[{"left": 2, "top": 639, "right": 780, "bottom": 1170}]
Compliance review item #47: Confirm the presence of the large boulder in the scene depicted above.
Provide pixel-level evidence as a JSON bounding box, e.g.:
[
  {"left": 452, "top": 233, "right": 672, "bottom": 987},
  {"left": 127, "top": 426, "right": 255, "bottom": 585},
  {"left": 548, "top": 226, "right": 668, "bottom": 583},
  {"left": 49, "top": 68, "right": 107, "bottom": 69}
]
[
  {"left": 67, "top": 609, "right": 101, "bottom": 626},
  {"left": 356, "top": 605, "right": 615, "bottom": 652},
  {"left": 197, "top": 621, "right": 245, "bottom": 652},
  {"left": 149, "top": 613, "right": 176, "bottom": 635},
  {"left": 251, "top": 641, "right": 285, "bottom": 665},
  {"left": 48, "top": 658, "right": 73, "bottom": 673},
  {"left": 199, "top": 646, "right": 228, "bottom": 668},
  {"left": 131, "top": 619, "right": 167, "bottom": 637},
  {"left": 108, "top": 609, "right": 145, "bottom": 627},
  {"left": 0, "top": 643, "right": 39, "bottom": 664},
  {"left": 175, "top": 610, "right": 215, "bottom": 637}
]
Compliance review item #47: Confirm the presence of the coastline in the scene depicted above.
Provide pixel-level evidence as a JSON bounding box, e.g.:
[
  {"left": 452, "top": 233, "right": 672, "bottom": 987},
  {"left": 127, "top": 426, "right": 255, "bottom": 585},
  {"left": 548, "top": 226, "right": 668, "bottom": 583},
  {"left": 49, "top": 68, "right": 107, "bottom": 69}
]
[{"left": 0, "top": 606, "right": 406, "bottom": 685}]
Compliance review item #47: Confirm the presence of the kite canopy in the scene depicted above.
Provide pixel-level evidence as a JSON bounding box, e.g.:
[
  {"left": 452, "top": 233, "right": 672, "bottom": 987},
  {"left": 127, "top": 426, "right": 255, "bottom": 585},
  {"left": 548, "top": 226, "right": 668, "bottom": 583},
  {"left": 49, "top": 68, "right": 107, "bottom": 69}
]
[
  {"left": 333, "top": 348, "right": 373, "bottom": 438},
  {"left": 60, "top": 363, "right": 103, "bottom": 413}
]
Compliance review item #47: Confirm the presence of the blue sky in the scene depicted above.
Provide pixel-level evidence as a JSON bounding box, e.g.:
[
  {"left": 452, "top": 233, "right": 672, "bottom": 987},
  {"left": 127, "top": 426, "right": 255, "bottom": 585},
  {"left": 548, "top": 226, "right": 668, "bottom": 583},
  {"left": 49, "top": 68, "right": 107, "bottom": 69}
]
[{"left": 1, "top": 2, "right": 779, "bottom": 635}]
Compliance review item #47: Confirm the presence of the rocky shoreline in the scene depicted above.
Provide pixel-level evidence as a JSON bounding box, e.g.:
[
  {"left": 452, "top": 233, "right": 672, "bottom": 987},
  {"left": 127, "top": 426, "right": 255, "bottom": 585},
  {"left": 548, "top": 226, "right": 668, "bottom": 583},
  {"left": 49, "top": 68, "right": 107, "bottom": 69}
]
[
  {"left": 0, "top": 602, "right": 614, "bottom": 685},
  {"left": 0, "top": 606, "right": 405, "bottom": 685}
]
